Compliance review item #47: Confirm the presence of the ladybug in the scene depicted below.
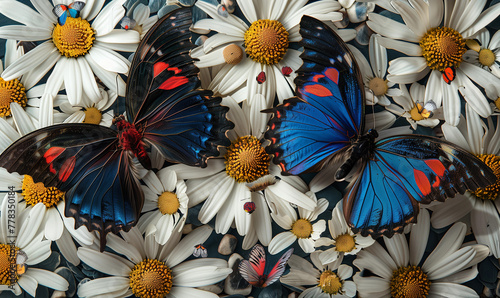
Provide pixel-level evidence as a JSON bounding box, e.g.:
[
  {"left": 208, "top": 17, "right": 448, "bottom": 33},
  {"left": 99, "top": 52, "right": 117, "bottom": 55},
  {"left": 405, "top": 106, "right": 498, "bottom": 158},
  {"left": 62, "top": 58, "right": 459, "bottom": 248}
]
[
  {"left": 244, "top": 202, "right": 256, "bottom": 214},
  {"left": 281, "top": 66, "right": 293, "bottom": 77},
  {"left": 256, "top": 71, "right": 266, "bottom": 84},
  {"left": 442, "top": 67, "right": 456, "bottom": 84}
]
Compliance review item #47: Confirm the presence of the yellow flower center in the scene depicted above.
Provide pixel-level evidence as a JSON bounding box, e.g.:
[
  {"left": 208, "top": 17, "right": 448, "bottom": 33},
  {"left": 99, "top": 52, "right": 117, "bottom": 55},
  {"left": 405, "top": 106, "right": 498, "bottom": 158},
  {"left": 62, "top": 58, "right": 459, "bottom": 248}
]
[
  {"left": 157, "top": 191, "right": 179, "bottom": 215},
  {"left": 0, "top": 78, "right": 27, "bottom": 117},
  {"left": 244, "top": 19, "right": 289, "bottom": 65},
  {"left": 318, "top": 270, "right": 343, "bottom": 295},
  {"left": 223, "top": 44, "right": 243, "bottom": 65},
  {"left": 335, "top": 234, "right": 356, "bottom": 252},
  {"left": 129, "top": 259, "right": 173, "bottom": 298},
  {"left": 0, "top": 244, "right": 25, "bottom": 285},
  {"left": 21, "top": 175, "right": 64, "bottom": 208},
  {"left": 390, "top": 265, "right": 431, "bottom": 298},
  {"left": 478, "top": 48, "right": 496, "bottom": 67},
  {"left": 368, "top": 77, "right": 388, "bottom": 96},
  {"left": 419, "top": 27, "right": 466, "bottom": 72},
  {"left": 473, "top": 154, "right": 500, "bottom": 200},
  {"left": 495, "top": 97, "right": 500, "bottom": 110},
  {"left": 52, "top": 17, "right": 95, "bottom": 58},
  {"left": 291, "top": 218, "right": 313, "bottom": 239},
  {"left": 225, "top": 136, "right": 270, "bottom": 183},
  {"left": 83, "top": 107, "right": 102, "bottom": 124},
  {"left": 410, "top": 102, "right": 432, "bottom": 121}
]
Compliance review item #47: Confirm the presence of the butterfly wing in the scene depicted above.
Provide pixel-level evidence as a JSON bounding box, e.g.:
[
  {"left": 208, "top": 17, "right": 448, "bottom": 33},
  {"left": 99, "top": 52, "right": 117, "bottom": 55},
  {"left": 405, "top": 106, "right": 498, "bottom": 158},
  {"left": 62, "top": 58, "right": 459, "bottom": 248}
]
[
  {"left": 52, "top": 4, "right": 68, "bottom": 26},
  {"left": 0, "top": 124, "right": 143, "bottom": 248},
  {"left": 67, "top": 1, "right": 85, "bottom": 18},
  {"left": 239, "top": 244, "right": 267, "bottom": 287},
  {"left": 126, "top": 8, "right": 232, "bottom": 167},
  {"left": 344, "top": 135, "right": 496, "bottom": 238},
  {"left": 266, "top": 15, "right": 364, "bottom": 175},
  {"left": 262, "top": 247, "right": 293, "bottom": 287}
]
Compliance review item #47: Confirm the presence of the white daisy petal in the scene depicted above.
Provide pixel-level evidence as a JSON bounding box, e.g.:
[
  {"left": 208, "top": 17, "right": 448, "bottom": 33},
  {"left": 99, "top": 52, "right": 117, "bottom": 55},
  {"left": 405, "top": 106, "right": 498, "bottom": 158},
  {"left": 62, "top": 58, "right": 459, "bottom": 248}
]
[
  {"left": 91, "top": 0, "right": 126, "bottom": 36},
  {"left": 269, "top": 231, "right": 297, "bottom": 255},
  {"left": 409, "top": 209, "right": 430, "bottom": 265},
  {"left": 376, "top": 35, "right": 422, "bottom": 57},
  {"left": 77, "top": 247, "right": 134, "bottom": 276},
  {"left": 0, "top": 25, "right": 52, "bottom": 41},
  {"left": 77, "top": 57, "right": 101, "bottom": 103},
  {"left": 367, "top": 13, "right": 420, "bottom": 43},
  {"left": 88, "top": 45, "right": 130, "bottom": 73},
  {"left": 17, "top": 275, "right": 37, "bottom": 297},
  {"left": 462, "top": 2, "right": 500, "bottom": 38},
  {"left": 84, "top": 54, "right": 126, "bottom": 96},
  {"left": 442, "top": 80, "right": 461, "bottom": 126},
  {"left": 166, "top": 225, "right": 213, "bottom": 268},
  {"left": 429, "top": 282, "right": 479, "bottom": 297},
  {"left": 2, "top": 41, "right": 58, "bottom": 81},
  {"left": 169, "top": 287, "right": 221, "bottom": 298},
  {"left": 422, "top": 222, "right": 466, "bottom": 273},
  {"left": 0, "top": 0, "right": 52, "bottom": 29},
  {"left": 77, "top": 277, "right": 130, "bottom": 298},
  {"left": 172, "top": 264, "right": 232, "bottom": 287},
  {"left": 24, "top": 268, "right": 68, "bottom": 291},
  {"left": 63, "top": 58, "right": 83, "bottom": 105},
  {"left": 392, "top": 1, "right": 427, "bottom": 37}
]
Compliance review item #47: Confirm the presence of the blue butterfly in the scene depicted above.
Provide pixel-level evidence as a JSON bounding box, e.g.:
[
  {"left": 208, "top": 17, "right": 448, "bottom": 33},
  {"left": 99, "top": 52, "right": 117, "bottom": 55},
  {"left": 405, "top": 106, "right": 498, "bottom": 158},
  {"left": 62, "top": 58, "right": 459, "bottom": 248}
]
[
  {"left": 53, "top": 1, "right": 86, "bottom": 26},
  {"left": 265, "top": 16, "right": 496, "bottom": 238}
]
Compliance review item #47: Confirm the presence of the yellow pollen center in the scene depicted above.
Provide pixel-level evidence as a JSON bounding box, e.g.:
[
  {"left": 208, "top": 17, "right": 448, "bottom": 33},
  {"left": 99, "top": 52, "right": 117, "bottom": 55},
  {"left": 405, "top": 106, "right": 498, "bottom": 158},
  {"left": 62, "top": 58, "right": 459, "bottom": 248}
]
[
  {"left": 390, "top": 265, "right": 431, "bottom": 298},
  {"left": 318, "top": 270, "right": 343, "bottom": 295},
  {"left": 0, "top": 78, "right": 27, "bottom": 117},
  {"left": 291, "top": 218, "right": 313, "bottom": 239},
  {"left": 83, "top": 107, "right": 102, "bottom": 124},
  {"left": 368, "top": 77, "right": 388, "bottom": 96},
  {"left": 129, "top": 259, "right": 173, "bottom": 298},
  {"left": 225, "top": 136, "right": 270, "bottom": 183},
  {"left": 52, "top": 17, "right": 95, "bottom": 58},
  {"left": 335, "top": 234, "right": 356, "bottom": 252},
  {"left": 419, "top": 27, "right": 466, "bottom": 72},
  {"left": 22, "top": 175, "right": 64, "bottom": 208},
  {"left": 473, "top": 154, "right": 500, "bottom": 200},
  {"left": 244, "top": 19, "right": 289, "bottom": 65},
  {"left": 157, "top": 191, "right": 180, "bottom": 215},
  {"left": 478, "top": 48, "right": 496, "bottom": 67},
  {"left": 0, "top": 244, "right": 24, "bottom": 285},
  {"left": 223, "top": 44, "right": 243, "bottom": 65},
  {"left": 495, "top": 97, "right": 500, "bottom": 110}
]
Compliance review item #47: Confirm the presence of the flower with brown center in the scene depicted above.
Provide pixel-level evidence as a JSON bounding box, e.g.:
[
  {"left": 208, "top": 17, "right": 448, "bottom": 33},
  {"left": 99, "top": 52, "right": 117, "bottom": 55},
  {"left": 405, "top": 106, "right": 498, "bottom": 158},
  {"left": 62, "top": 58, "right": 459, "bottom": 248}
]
[
  {"left": 318, "top": 270, "right": 344, "bottom": 295},
  {"left": 291, "top": 218, "right": 313, "bottom": 239},
  {"left": 0, "top": 78, "right": 27, "bottom": 117},
  {"left": 83, "top": 107, "right": 102, "bottom": 124},
  {"left": 129, "top": 259, "right": 173, "bottom": 298},
  {"left": 390, "top": 265, "right": 431, "bottom": 298},
  {"left": 244, "top": 19, "right": 289, "bottom": 65},
  {"left": 419, "top": 27, "right": 466, "bottom": 72},
  {"left": 225, "top": 136, "right": 270, "bottom": 183},
  {"left": 52, "top": 17, "right": 95, "bottom": 58},
  {"left": 157, "top": 191, "right": 180, "bottom": 215},
  {"left": 21, "top": 175, "right": 64, "bottom": 208},
  {"left": 0, "top": 244, "right": 25, "bottom": 285},
  {"left": 368, "top": 77, "right": 388, "bottom": 96},
  {"left": 473, "top": 154, "right": 500, "bottom": 200}
]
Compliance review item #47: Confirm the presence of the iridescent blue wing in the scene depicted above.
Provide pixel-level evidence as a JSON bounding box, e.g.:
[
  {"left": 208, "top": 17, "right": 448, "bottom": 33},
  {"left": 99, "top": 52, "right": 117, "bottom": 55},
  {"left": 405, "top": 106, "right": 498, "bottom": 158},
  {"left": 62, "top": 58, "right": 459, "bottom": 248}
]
[
  {"left": 0, "top": 124, "right": 143, "bottom": 249},
  {"left": 126, "top": 8, "right": 232, "bottom": 167},
  {"left": 52, "top": 4, "right": 68, "bottom": 26},
  {"left": 266, "top": 15, "right": 365, "bottom": 175},
  {"left": 344, "top": 135, "right": 496, "bottom": 238},
  {"left": 266, "top": 97, "right": 351, "bottom": 174}
]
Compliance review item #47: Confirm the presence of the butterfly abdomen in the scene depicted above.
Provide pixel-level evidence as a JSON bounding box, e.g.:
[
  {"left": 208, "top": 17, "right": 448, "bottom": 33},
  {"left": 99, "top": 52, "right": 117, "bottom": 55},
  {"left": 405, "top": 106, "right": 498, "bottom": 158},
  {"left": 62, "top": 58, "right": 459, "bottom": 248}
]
[{"left": 336, "top": 129, "right": 378, "bottom": 180}]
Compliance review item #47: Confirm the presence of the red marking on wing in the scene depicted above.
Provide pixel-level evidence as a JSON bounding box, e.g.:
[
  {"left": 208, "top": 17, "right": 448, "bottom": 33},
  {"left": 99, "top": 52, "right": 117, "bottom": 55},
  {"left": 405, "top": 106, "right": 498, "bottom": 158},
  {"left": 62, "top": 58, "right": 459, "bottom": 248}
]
[
  {"left": 44, "top": 147, "right": 65, "bottom": 164},
  {"left": 60, "top": 5, "right": 67, "bottom": 11},
  {"left": 153, "top": 62, "right": 169, "bottom": 77},
  {"left": 425, "top": 159, "right": 446, "bottom": 176},
  {"left": 281, "top": 66, "right": 292, "bottom": 76},
  {"left": 279, "top": 163, "right": 286, "bottom": 172},
  {"left": 432, "top": 176, "right": 440, "bottom": 188},
  {"left": 158, "top": 76, "right": 189, "bottom": 90},
  {"left": 49, "top": 164, "right": 56, "bottom": 175},
  {"left": 271, "top": 123, "right": 275, "bottom": 130},
  {"left": 414, "top": 169, "right": 431, "bottom": 196},
  {"left": 303, "top": 84, "right": 333, "bottom": 97},
  {"left": 271, "top": 137, "right": 276, "bottom": 144},
  {"left": 59, "top": 156, "right": 76, "bottom": 182},
  {"left": 325, "top": 68, "right": 339, "bottom": 84},
  {"left": 312, "top": 74, "right": 324, "bottom": 82},
  {"left": 167, "top": 66, "right": 182, "bottom": 74},
  {"left": 276, "top": 111, "right": 281, "bottom": 118},
  {"left": 274, "top": 151, "right": 279, "bottom": 157}
]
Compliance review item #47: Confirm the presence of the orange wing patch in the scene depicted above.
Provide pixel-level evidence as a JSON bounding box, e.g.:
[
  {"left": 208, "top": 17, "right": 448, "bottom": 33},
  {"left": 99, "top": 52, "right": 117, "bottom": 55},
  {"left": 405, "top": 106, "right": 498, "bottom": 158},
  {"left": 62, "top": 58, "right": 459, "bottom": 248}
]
[
  {"left": 158, "top": 76, "right": 189, "bottom": 90},
  {"left": 324, "top": 68, "right": 339, "bottom": 84},
  {"left": 413, "top": 169, "right": 431, "bottom": 196},
  {"left": 59, "top": 156, "right": 76, "bottom": 182},
  {"left": 425, "top": 159, "right": 446, "bottom": 176},
  {"left": 303, "top": 84, "right": 333, "bottom": 97}
]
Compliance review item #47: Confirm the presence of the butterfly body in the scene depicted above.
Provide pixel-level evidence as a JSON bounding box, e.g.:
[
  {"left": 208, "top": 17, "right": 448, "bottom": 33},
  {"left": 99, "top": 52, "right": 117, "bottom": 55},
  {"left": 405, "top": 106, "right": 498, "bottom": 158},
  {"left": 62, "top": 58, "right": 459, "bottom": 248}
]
[
  {"left": 114, "top": 116, "right": 151, "bottom": 170},
  {"left": 265, "top": 16, "right": 496, "bottom": 238},
  {"left": 53, "top": 1, "right": 85, "bottom": 26}
]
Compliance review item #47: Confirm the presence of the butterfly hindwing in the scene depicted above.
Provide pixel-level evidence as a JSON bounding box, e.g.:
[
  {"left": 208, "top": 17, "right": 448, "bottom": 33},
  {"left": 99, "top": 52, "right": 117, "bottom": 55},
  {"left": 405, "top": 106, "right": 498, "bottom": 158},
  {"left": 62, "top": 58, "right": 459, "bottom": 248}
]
[
  {"left": 127, "top": 8, "right": 232, "bottom": 167},
  {"left": 263, "top": 247, "right": 293, "bottom": 287},
  {"left": 0, "top": 124, "right": 143, "bottom": 245},
  {"left": 344, "top": 135, "right": 497, "bottom": 237}
]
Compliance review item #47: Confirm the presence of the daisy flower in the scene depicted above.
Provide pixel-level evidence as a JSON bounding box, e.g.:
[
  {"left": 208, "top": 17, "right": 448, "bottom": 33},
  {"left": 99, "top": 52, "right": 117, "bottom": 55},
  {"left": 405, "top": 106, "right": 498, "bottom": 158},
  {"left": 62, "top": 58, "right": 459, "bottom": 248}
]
[
  {"left": 136, "top": 167, "right": 188, "bottom": 245},
  {"left": 170, "top": 96, "right": 317, "bottom": 240},
  {"left": 349, "top": 34, "right": 403, "bottom": 106},
  {"left": 338, "top": 0, "right": 375, "bottom": 24},
  {"left": 463, "top": 28, "right": 500, "bottom": 78},
  {"left": 386, "top": 82, "right": 442, "bottom": 130},
  {"left": 77, "top": 225, "right": 232, "bottom": 298},
  {"left": 430, "top": 105, "right": 500, "bottom": 258},
  {"left": 315, "top": 201, "right": 374, "bottom": 265},
  {"left": 353, "top": 209, "right": 489, "bottom": 297},
  {"left": 0, "top": 0, "right": 140, "bottom": 105},
  {"left": 191, "top": 0, "right": 343, "bottom": 105},
  {"left": 0, "top": 193, "right": 69, "bottom": 296},
  {"left": 0, "top": 40, "right": 68, "bottom": 133},
  {"left": 368, "top": 0, "right": 500, "bottom": 126},
  {"left": 268, "top": 197, "right": 328, "bottom": 254},
  {"left": 60, "top": 84, "right": 116, "bottom": 126},
  {"left": 281, "top": 252, "right": 357, "bottom": 298}
]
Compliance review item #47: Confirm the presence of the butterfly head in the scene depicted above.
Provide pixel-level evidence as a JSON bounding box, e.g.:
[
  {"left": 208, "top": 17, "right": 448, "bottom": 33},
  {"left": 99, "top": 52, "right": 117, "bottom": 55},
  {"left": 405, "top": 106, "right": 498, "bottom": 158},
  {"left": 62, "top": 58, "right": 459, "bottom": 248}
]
[{"left": 336, "top": 129, "right": 378, "bottom": 180}]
